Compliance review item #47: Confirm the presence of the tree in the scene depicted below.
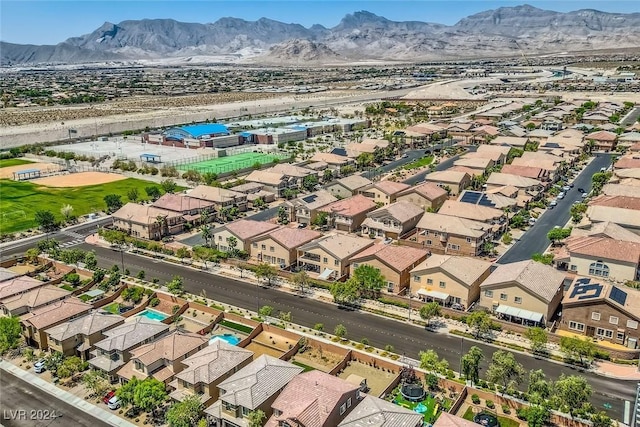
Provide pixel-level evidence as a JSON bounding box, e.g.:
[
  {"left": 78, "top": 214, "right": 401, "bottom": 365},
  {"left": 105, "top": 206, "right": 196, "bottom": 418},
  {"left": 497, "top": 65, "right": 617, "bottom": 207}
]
[
  {"left": 116, "top": 376, "right": 140, "bottom": 408},
  {"left": 182, "top": 170, "right": 202, "bottom": 186},
  {"left": 292, "top": 271, "right": 310, "bottom": 294},
  {"left": 57, "top": 355, "right": 83, "bottom": 378},
  {"left": 161, "top": 179, "right": 178, "bottom": 193},
  {"left": 60, "top": 204, "right": 74, "bottom": 222},
  {"left": 510, "top": 214, "right": 526, "bottom": 229},
  {"left": 25, "top": 247, "right": 41, "bottom": 264},
  {"left": 352, "top": 264, "right": 385, "bottom": 298},
  {"left": 559, "top": 336, "right": 596, "bottom": 365},
  {"left": 547, "top": 227, "right": 572, "bottom": 245},
  {"left": 334, "top": 324, "right": 347, "bottom": 339},
  {"left": 590, "top": 411, "right": 612, "bottom": 427},
  {"left": 523, "top": 404, "right": 551, "bottom": 427},
  {"left": 226, "top": 236, "right": 238, "bottom": 256},
  {"left": 246, "top": 409, "right": 266, "bottom": 427},
  {"left": 466, "top": 311, "right": 493, "bottom": 339},
  {"left": 302, "top": 174, "right": 319, "bottom": 191},
  {"left": 277, "top": 206, "right": 290, "bottom": 224},
  {"left": 531, "top": 253, "right": 554, "bottom": 265},
  {"left": 330, "top": 278, "right": 360, "bottom": 306},
  {"left": 591, "top": 172, "right": 611, "bottom": 194},
  {"left": 525, "top": 327, "right": 548, "bottom": 355},
  {"left": 127, "top": 188, "right": 139, "bottom": 202},
  {"left": 282, "top": 188, "right": 296, "bottom": 200},
  {"left": 165, "top": 395, "right": 204, "bottom": 427},
  {"left": 419, "top": 302, "right": 441, "bottom": 327},
  {"left": 155, "top": 215, "right": 169, "bottom": 239},
  {"left": 553, "top": 374, "right": 592, "bottom": 418},
  {"left": 0, "top": 317, "right": 22, "bottom": 354},
  {"left": 486, "top": 350, "right": 525, "bottom": 390},
  {"left": 167, "top": 275, "right": 184, "bottom": 295},
  {"left": 312, "top": 211, "right": 329, "bottom": 227},
  {"left": 176, "top": 247, "right": 191, "bottom": 262},
  {"left": 121, "top": 286, "right": 145, "bottom": 305},
  {"left": 44, "top": 351, "right": 65, "bottom": 378},
  {"left": 461, "top": 346, "right": 484, "bottom": 386},
  {"left": 202, "top": 172, "right": 219, "bottom": 185},
  {"left": 259, "top": 305, "right": 274, "bottom": 317},
  {"left": 34, "top": 209, "right": 56, "bottom": 231},
  {"left": 84, "top": 251, "right": 98, "bottom": 270},
  {"left": 419, "top": 349, "right": 449, "bottom": 375},
  {"left": 279, "top": 311, "right": 291, "bottom": 325},
  {"left": 103, "top": 194, "right": 123, "bottom": 213},
  {"left": 527, "top": 369, "right": 552, "bottom": 402},
  {"left": 145, "top": 186, "right": 162, "bottom": 201},
  {"left": 314, "top": 323, "right": 324, "bottom": 331},
  {"left": 134, "top": 378, "right": 167, "bottom": 413},
  {"left": 200, "top": 223, "right": 212, "bottom": 247},
  {"left": 82, "top": 369, "right": 109, "bottom": 396},
  {"left": 323, "top": 169, "right": 334, "bottom": 182},
  {"left": 255, "top": 263, "right": 277, "bottom": 286},
  {"left": 356, "top": 152, "right": 374, "bottom": 169}
]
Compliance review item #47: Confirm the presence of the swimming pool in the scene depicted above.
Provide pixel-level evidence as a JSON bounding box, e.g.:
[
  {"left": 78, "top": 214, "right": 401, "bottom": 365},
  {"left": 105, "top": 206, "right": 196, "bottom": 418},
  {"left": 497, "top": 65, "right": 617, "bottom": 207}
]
[
  {"left": 209, "top": 334, "right": 241, "bottom": 346},
  {"left": 137, "top": 309, "right": 169, "bottom": 322}
]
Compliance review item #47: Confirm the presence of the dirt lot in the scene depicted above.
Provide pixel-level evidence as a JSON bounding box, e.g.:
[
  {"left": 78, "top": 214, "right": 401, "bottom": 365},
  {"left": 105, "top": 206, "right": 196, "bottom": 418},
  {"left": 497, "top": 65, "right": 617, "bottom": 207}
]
[
  {"left": 0, "top": 162, "right": 62, "bottom": 179},
  {"left": 31, "top": 172, "right": 126, "bottom": 187}
]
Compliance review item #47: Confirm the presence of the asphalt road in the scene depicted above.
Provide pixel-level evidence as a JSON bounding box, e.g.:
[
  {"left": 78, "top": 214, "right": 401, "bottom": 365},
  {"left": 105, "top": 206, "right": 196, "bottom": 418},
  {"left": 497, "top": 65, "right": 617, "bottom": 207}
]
[
  {"left": 0, "top": 369, "right": 111, "bottom": 427},
  {"left": 621, "top": 107, "right": 640, "bottom": 127},
  {"left": 497, "top": 154, "right": 613, "bottom": 264},
  {"left": 403, "top": 143, "right": 475, "bottom": 186},
  {"left": 83, "top": 242, "right": 634, "bottom": 419}
]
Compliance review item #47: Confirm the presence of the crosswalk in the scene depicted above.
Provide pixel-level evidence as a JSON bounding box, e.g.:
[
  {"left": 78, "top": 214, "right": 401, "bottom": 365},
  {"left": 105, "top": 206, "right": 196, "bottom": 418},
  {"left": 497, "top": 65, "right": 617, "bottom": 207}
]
[{"left": 58, "top": 230, "right": 87, "bottom": 248}]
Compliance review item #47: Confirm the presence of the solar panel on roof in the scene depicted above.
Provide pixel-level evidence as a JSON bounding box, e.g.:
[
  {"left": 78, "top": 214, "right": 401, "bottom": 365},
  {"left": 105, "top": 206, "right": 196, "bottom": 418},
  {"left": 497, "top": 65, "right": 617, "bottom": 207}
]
[
  {"left": 610, "top": 287, "right": 628, "bottom": 306},
  {"left": 570, "top": 282, "right": 603, "bottom": 300},
  {"left": 577, "top": 278, "right": 591, "bottom": 284},
  {"left": 460, "top": 192, "right": 481, "bottom": 204},
  {"left": 301, "top": 195, "right": 317, "bottom": 203},
  {"left": 478, "top": 195, "right": 497, "bottom": 207},
  {"left": 331, "top": 148, "right": 347, "bottom": 157}
]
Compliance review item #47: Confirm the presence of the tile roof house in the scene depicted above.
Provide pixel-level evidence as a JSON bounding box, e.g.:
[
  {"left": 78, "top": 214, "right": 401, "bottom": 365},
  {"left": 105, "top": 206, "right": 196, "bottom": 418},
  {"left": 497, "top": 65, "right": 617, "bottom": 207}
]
[
  {"left": 471, "top": 145, "right": 510, "bottom": 164},
  {"left": 358, "top": 181, "right": 411, "bottom": 206},
  {"left": 361, "top": 201, "right": 424, "bottom": 240},
  {"left": 188, "top": 185, "right": 248, "bottom": 214},
  {"left": 211, "top": 219, "right": 280, "bottom": 253},
  {"left": 585, "top": 205, "right": 640, "bottom": 232},
  {"left": 89, "top": 317, "right": 170, "bottom": 382},
  {"left": 251, "top": 227, "right": 322, "bottom": 268},
  {"left": 338, "top": 395, "right": 423, "bottom": 427},
  {"left": 151, "top": 193, "right": 215, "bottom": 219},
  {"left": 266, "top": 370, "right": 360, "bottom": 427},
  {"left": 21, "top": 297, "right": 93, "bottom": 350},
  {"left": 559, "top": 277, "right": 640, "bottom": 348},
  {"left": 586, "top": 130, "right": 618, "bottom": 152},
  {"left": 554, "top": 236, "right": 640, "bottom": 283},
  {"left": 602, "top": 183, "right": 640, "bottom": 198},
  {"left": 410, "top": 255, "right": 493, "bottom": 309},
  {"left": 326, "top": 175, "right": 373, "bottom": 199},
  {"left": 320, "top": 195, "right": 377, "bottom": 232},
  {"left": 282, "top": 190, "right": 337, "bottom": 225},
  {"left": 500, "top": 164, "right": 548, "bottom": 181},
  {"left": 310, "top": 152, "right": 355, "bottom": 168},
  {"left": 298, "top": 233, "right": 375, "bottom": 279},
  {"left": 0, "top": 267, "right": 20, "bottom": 283},
  {"left": 571, "top": 221, "right": 640, "bottom": 243},
  {"left": 423, "top": 170, "right": 472, "bottom": 196},
  {"left": 244, "top": 170, "right": 293, "bottom": 197},
  {"left": 438, "top": 200, "right": 507, "bottom": 228},
  {"left": 614, "top": 154, "right": 640, "bottom": 170},
  {"left": 457, "top": 190, "right": 517, "bottom": 210},
  {"left": 434, "top": 413, "right": 482, "bottom": 427},
  {"left": 396, "top": 182, "right": 449, "bottom": 211},
  {"left": 485, "top": 172, "right": 544, "bottom": 192},
  {"left": 453, "top": 156, "right": 494, "bottom": 173},
  {"left": 489, "top": 136, "right": 529, "bottom": 148},
  {"left": 170, "top": 340, "right": 254, "bottom": 407},
  {"left": 349, "top": 244, "right": 429, "bottom": 294},
  {"left": 0, "top": 285, "right": 70, "bottom": 316},
  {"left": 589, "top": 195, "right": 640, "bottom": 211},
  {"left": 206, "top": 355, "right": 303, "bottom": 426},
  {"left": 44, "top": 310, "right": 125, "bottom": 360},
  {"left": 117, "top": 331, "right": 208, "bottom": 384},
  {"left": 112, "top": 203, "right": 185, "bottom": 240},
  {"left": 415, "top": 212, "right": 493, "bottom": 257},
  {"left": 479, "top": 260, "right": 567, "bottom": 325}
]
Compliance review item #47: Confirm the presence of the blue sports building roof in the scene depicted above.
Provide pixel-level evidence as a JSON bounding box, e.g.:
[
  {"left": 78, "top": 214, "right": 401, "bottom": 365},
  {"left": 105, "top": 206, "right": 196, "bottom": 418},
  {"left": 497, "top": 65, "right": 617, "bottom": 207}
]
[{"left": 179, "top": 124, "right": 229, "bottom": 138}]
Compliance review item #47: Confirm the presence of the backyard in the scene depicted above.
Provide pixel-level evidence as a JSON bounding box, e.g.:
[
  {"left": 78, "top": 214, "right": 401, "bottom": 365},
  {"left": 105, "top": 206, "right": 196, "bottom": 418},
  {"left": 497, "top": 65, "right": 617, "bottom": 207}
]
[
  {"left": 338, "top": 361, "right": 398, "bottom": 397},
  {"left": 462, "top": 407, "right": 521, "bottom": 427},
  {"left": 290, "top": 347, "right": 344, "bottom": 373},
  {"left": 391, "top": 389, "right": 452, "bottom": 423}
]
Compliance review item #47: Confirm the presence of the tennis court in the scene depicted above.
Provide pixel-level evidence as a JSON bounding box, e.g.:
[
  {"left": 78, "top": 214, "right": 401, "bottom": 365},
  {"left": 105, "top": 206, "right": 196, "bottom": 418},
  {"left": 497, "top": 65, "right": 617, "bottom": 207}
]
[{"left": 176, "top": 152, "right": 288, "bottom": 174}]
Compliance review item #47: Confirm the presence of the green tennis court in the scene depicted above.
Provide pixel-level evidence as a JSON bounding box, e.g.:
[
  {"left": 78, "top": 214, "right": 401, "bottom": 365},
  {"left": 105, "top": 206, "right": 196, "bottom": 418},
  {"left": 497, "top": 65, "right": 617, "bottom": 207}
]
[{"left": 176, "top": 152, "right": 288, "bottom": 174}]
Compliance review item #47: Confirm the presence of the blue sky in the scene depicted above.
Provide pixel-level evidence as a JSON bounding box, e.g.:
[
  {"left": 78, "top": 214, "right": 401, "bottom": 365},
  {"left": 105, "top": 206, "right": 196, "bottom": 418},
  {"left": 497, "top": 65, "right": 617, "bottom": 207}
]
[{"left": 1, "top": 1, "right": 638, "bottom": 45}]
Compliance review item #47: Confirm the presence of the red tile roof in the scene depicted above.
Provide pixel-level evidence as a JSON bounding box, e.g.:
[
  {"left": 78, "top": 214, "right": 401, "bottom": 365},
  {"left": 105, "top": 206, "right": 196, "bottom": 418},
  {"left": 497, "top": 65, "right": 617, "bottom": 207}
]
[
  {"left": 350, "top": 244, "right": 429, "bottom": 272},
  {"left": 320, "top": 195, "right": 377, "bottom": 217}
]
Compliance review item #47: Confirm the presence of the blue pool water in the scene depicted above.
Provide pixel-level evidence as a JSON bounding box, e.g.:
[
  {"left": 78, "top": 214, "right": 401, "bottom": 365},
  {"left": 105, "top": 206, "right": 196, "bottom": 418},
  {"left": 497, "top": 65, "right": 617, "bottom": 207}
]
[
  {"left": 209, "top": 334, "right": 241, "bottom": 346},
  {"left": 414, "top": 402, "right": 428, "bottom": 414},
  {"left": 137, "top": 309, "right": 169, "bottom": 321}
]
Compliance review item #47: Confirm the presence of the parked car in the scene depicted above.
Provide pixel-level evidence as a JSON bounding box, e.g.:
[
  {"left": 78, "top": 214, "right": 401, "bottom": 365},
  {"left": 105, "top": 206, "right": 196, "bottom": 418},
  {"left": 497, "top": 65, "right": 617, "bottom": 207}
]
[
  {"left": 103, "top": 391, "right": 116, "bottom": 404},
  {"left": 528, "top": 218, "right": 536, "bottom": 226},
  {"left": 549, "top": 200, "right": 558, "bottom": 208},
  {"left": 578, "top": 188, "right": 585, "bottom": 193},
  {"left": 401, "top": 153, "right": 408, "bottom": 158},
  {"left": 34, "top": 360, "right": 46, "bottom": 374},
  {"left": 562, "top": 185, "right": 571, "bottom": 191},
  {"left": 297, "top": 223, "right": 307, "bottom": 229},
  {"left": 107, "top": 396, "right": 121, "bottom": 410},
  {"left": 557, "top": 192, "right": 565, "bottom": 199},
  {"left": 450, "top": 303, "right": 464, "bottom": 311},
  {"left": 582, "top": 192, "right": 589, "bottom": 198},
  {"left": 569, "top": 183, "right": 574, "bottom": 188}
]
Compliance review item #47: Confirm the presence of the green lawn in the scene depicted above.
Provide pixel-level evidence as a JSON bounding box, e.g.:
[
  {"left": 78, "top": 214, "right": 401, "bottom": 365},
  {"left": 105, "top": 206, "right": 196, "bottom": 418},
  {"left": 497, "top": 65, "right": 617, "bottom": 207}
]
[
  {"left": 219, "top": 319, "right": 254, "bottom": 334},
  {"left": 0, "top": 158, "right": 34, "bottom": 168},
  {"left": 103, "top": 303, "right": 121, "bottom": 314},
  {"left": 176, "top": 152, "right": 289, "bottom": 174},
  {"left": 292, "top": 361, "right": 316, "bottom": 372},
  {"left": 462, "top": 407, "right": 520, "bottom": 427},
  {"left": 0, "top": 177, "right": 165, "bottom": 234},
  {"left": 403, "top": 156, "right": 434, "bottom": 170},
  {"left": 393, "top": 391, "right": 449, "bottom": 423}
]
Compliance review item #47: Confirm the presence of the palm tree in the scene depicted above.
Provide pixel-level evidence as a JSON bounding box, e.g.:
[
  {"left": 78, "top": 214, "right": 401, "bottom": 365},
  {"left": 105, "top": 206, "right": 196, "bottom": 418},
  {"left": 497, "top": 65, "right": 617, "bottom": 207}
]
[
  {"left": 154, "top": 215, "right": 168, "bottom": 240},
  {"left": 200, "top": 223, "right": 212, "bottom": 247}
]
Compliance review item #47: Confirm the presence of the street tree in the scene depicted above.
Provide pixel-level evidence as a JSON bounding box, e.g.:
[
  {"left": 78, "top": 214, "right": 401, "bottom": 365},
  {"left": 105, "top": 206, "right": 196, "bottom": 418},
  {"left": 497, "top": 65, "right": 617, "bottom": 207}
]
[
  {"left": 461, "top": 346, "right": 484, "bottom": 386},
  {"left": 84, "top": 251, "right": 98, "bottom": 270},
  {"left": 330, "top": 278, "right": 360, "bottom": 306},
  {"left": 466, "top": 311, "right": 493, "bottom": 339},
  {"left": 0, "top": 316, "right": 22, "bottom": 354},
  {"left": 167, "top": 275, "right": 184, "bottom": 295},
  {"left": 134, "top": 378, "right": 167, "bottom": 413},
  {"left": 419, "top": 302, "right": 441, "bottom": 327},
  {"left": 255, "top": 263, "right": 278, "bottom": 286},
  {"left": 81, "top": 369, "right": 109, "bottom": 396},
  {"left": 34, "top": 209, "right": 56, "bottom": 231},
  {"left": 176, "top": 247, "right": 191, "bottom": 262},
  {"left": 527, "top": 369, "right": 552, "bottom": 402},
  {"left": 279, "top": 311, "right": 292, "bottom": 326},
  {"left": 525, "top": 327, "right": 548, "bottom": 355},
  {"left": 559, "top": 336, "right": 595, "bottom": 365},
  {"left": 60, "top": 204, "right": 74, "bottom": 222},
  {"left": 57, "top": 355, "right": 83, "bottom": 378},
  {"left": 334, "top": 324, "right": 347, "bottom": 339},
  {"left": 486, "top": 350, "right": 525, "bottom": 390},
  {"left": 523, "top": 404, "right": 551, "bottom": 427},
  {"left": 419, "top": 349, "right": 449, "bottom": 375},
  {"left": 351, "top": 264, "right": 385, "bottom": 298},
  {"left": 313, "top": 323, "right": 324, "bottom": 331},
  {"left": 292, "top": 271, "right": 310, "bottom": 294},
  {"left": 246, "top": 409, "right": 266, "bottom": 427},
  {"left": 547, "top": 227, "right": 572, "bottom": 245},
  {"left": 553, "top": 374, "right": 592, "bottom": 418},
  {"left": 165, "top": 395, "right": 204, "bottom": 427},
  {"left": 590, "top": 411, "right": 613, "bottom": 427},
  {"left": 258, "top": 305, "right": 274, "bottom": 317},
  {"left": 25, "top": 247, "right": 41, "bottom": 264}
]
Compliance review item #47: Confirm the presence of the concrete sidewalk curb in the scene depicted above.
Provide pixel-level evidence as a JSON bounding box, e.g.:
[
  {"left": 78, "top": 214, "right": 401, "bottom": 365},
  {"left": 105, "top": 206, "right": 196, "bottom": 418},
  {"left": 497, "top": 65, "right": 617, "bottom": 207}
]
[{"left": 0, "top": 360, "right": 136, "bottom": 427}]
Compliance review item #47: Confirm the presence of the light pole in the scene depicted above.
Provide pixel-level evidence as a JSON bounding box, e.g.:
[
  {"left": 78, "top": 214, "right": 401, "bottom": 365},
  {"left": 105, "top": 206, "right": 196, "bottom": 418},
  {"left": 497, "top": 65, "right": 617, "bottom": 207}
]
[{"left": 459, "top": 337, "right": 465, "bottom": 380}]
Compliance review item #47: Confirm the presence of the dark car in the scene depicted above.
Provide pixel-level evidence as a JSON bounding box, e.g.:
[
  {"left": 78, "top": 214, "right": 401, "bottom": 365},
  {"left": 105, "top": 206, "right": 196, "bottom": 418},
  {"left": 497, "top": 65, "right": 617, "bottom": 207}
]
[{"left": 577, "top": 188, "right": 585, "bottom": 193}]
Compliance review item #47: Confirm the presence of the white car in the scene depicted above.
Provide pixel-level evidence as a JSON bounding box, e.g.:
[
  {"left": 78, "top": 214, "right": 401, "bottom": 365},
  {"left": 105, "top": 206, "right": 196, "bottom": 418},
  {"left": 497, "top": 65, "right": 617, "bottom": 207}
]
[
  {"left": 549, "top": 200, "right": 558, "bottom": 208},
  {"left": 562, "top": 185, "right": 571, "bottom": 191},
  {"left": 557, "top": 192, "right": 565, "bottom": 199},
  {"left": 34, "top": 360, "right": 46, "bottom": 374},
  {"left": 581, "top": 192, "right": 588, "bottom": 198},
  {"left": 107, "top": 396, "right": 121, "bottom": 410},
  {"left": 528, "top": 218, "right": 536, "bottom": 226}
]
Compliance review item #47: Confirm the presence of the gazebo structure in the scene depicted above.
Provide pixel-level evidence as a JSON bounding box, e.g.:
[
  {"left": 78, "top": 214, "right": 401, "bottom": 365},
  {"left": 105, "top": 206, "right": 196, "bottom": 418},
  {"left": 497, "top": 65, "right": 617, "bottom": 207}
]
[
  {"left": 13, "top": 168, "right": 41, "bottom": 181},
  {"left": 140, "top": 153, "right": 162, "bottom": 163}
]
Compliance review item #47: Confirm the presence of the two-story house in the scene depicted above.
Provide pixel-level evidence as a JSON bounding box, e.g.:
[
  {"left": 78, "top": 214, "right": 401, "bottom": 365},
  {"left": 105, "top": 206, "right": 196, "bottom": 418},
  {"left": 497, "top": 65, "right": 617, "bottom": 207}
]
[
  {"left": 349, "top": 244, "right": 429, "bottom": 294},
  {"left": 21, "top": 298, "right": 93, "bottom": 350},
  {"left": 360, "top": 201, "right": 424, "bottom": 240},
  {"left": 0, "top": 285, "right": 70, "bottom": 316},
  {"left": 410, "top": 255, "right": 492, "bottom": 310},
  {"left": 282, "top": 190, "right": 337, "bottom": 225},
  {"left": 44, "top": 310, "right": 125, "bottom": 360},
  {"left": 437, "top": 200, "right": 507, "bottom": 236},
  {"left": 245, "top": 170, "right": 293, "bottom": 198},
  {"left": 395, "top": 182, "right": 448, "bottom": 212},
  {"left": 251, "top": 227, "right": 322, "bottom": 268},
  {"left": 559, "top": 277, "right": 640, "bottom": 348},
  {"left": 423, "top": 171, "right": 472, "bottom": 196},
  {"left": 211, "top": 219, "right": 280, "bottom": 254},
  {"left": 151, "top": 193, "right": 216, "bottom": 224},
  {"left": 189, "top": 185, "right": 248, "bottom": 215},
  {"left": 88, "top": 317, "right": 170, "bottom": 382},
  {"left": 415, "top": 212, "right": 492, "bottom": 257},
  {"left": 320, "top": 195, "right": 377, "bottom": 233},
  {"left": 170, "top": 340, "right": 254, "bottom": 407},
  {"left": 358, "top": 181, "right": 411, "bottom": 206},
  {"left": 479, "top": 260, "right": 567, "bottom": 326},
  {"left": 266, "top": 371, "right": 360, "bottom": 427},
  {"left": 205, "top": 355, "right": 303, "bottom": 427},
  {"left": 298, "top": 234, "right": 375, "bottom": 280},
  {"left": 472, "top": 145, "right": 510, "bottom": 165},
  {"left": 326, "top": 175, "right": 373, "bottom": 199},
  {"left": 112, "top": 203, "right": 186, "bottom": 240},
  {"left": 338, "top": 395, "right": 423, "bottom": 427},
  {"left": 117, "top": 331, "right": 208, "bottom": 385},
  {"left": 485, "top": 173, "right": 544, "bottom": 194}
]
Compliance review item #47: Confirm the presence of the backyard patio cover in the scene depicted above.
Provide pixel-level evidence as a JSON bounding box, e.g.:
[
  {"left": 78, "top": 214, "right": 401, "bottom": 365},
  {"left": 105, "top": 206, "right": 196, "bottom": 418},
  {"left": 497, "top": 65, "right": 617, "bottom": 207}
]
[
  {"left": 417, "top": 289, "right": 449, "bottom": 301},
  {"left": 495, "top": 304, "right": 543, "bottom": 323},
  {"left": 318, "top": 268, "right": 334, "bottom": 280}
]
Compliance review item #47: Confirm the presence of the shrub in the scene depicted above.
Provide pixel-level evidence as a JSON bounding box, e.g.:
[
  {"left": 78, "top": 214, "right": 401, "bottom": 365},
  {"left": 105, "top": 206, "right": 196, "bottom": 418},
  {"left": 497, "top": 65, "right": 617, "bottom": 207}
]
[
  {"left": 471, "top": 394, "right": 480, "bottom": 404},
  {"left": 486, "top": 400, "right": 495, "bottom": 409},
  {"left": 149, "top": 298, "right": 160, "bottom": 307},
  {"left": 502, "top": 404, "right": 511, "bottom": 414}
]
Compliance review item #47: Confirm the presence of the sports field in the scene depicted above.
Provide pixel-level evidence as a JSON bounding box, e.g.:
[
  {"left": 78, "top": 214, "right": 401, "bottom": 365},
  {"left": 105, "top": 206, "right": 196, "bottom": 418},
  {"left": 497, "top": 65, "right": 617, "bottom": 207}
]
[
  {"left": 0, "top": 158, "right": 34, "bottom": 168},
  {"left": 0, "top": 177, "right": 167, "bottom": 234},
  {"left": 176, "top": 152, "right": 288, "bottom": 174}
]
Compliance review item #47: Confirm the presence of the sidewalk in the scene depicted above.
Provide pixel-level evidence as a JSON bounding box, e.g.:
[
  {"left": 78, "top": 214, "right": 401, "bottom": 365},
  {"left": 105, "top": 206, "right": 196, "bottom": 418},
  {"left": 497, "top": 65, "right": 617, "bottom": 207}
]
[{"left": 0, "top": 360, "right": 136, "bottom": 427}]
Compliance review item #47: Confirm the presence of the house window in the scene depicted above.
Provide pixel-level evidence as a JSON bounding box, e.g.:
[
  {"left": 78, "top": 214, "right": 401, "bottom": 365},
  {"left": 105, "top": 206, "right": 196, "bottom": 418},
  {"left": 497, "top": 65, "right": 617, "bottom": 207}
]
[
  {"left": 609, "top": 316, "right": 619, "bottom": 325},
  {"left": 353, "top": 263, "right": 359, "bottom": 269},
  {"left": 252, "top": 243, "right": 258, "bottom": 248},
  {"left": 241, "top": 406, "right": 250, "bottom": 417},
  {"left": 500, "top": 293, "right": 507, "bottom": 301},
  {"left": 439, "top": 281, "right": 446, "bottom": 288},
  {"left": 413, "top": 275, "right": 421, "bottom": 283},
  {"left": 387, "top": 282, "right": 394, "bottom": 292},
  {"left": 340, "top": 403, "right": 347, "bottom": 415},
  {"left": 424, "top": 230, "right": 429, "bottom": 236},
  {"left": 347, "top": 397, "right": 352, "bottom": 408},
  {"left": 134, "top": 360, "right": 143, "bottom": 371},
  {"left": 323, "top": 257, "right": 328, "bottom": 263},
  {"left": 514, "top": 296, "right": 522, "bottom": 304},
  {"left": 261, "top": 244, "right": 266, "bottom": 250},
  {"left": 269, "top": 246, "right": 274, "bottom": 252},
  {"left": 570, "top": 264, "right": 577, "bottom": 271},
  {"left": 427, "top": 279, "right": 433, "bottom": 285},
  {"left": 616, "top": 332, "right": 625, "bottom": 341},
  {"left": 569, "top": 321, "right": 585, "bottom": 332},
  {"left": 591, "top": 312, "right": 601, "bottom": 321},
  {"left": 588, "top": 261, "right": 609, "bottom": 277},
  {"left": 484, "top": 290, "right": 493, "bottom": 298},
  {"left": 466, "top": 237, "right": 471, "bottom": 243},
  {"left": 426, "top": 240, "right": 432, "bottom": 245},
  {"left": 627, "top": 320, "right": 639, "bottom": 330},
  {"left": 596, "top": 328, "right": 613, "bottom": 339}
]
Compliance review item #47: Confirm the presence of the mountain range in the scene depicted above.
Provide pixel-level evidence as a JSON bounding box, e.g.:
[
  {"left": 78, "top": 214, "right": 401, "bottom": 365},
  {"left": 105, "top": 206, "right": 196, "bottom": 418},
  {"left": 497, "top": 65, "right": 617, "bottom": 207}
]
[{"left": 3, "top": 5, "right": 640, "bottom": 65}]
